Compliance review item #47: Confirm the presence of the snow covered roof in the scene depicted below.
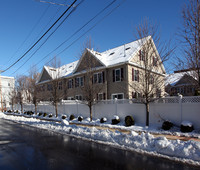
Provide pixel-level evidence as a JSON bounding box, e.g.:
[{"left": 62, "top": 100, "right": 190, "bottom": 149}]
[
  {"left": 40, "top": 60, "right": 79, "bottom": 81},
  {"left": 88, "top": 36, "right": 150, "bottom": 67},
  {"left": 165, "top": 71, "right": 197, "bottom": 86},
  {"left": 39, "top": 36, "right": 165, "bottom": 83}
]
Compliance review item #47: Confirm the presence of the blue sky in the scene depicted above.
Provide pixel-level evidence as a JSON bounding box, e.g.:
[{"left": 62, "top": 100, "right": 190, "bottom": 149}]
[{"left": 0, "top": 0, "right": 187, "bottom": 77}]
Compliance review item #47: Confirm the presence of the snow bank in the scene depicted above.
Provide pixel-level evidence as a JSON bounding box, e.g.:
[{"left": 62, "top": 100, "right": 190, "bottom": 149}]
[{"left": 0, "top": 112, "right": 200, "bottom": 166}]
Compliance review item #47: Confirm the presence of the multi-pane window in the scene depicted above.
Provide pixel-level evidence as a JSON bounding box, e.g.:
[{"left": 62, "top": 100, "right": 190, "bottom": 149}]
[
  {"left": 47, "top": 84, "right": 53, "bottom": 91},
  {"left": 139, "top": 50, "right": 145, "bottom": 61},
  {"left": 112, "top": 93, "right": 124, "bottom": 99},
  {"left": 93, "top": 72, "right": 103, "bottom": 84},
  {"left": 113, "top": 68, "right": 124, "bottom": 82},
  {"left": 115, "top": 69, "right": 121, "bottom": 82},
  {"left": 153, "top": 56, "right": 157, "bottom": 66},
  {"left": 75, "top": 95, "right": 82, "bottom": 100},
  {"left": 132, "top": 68, "right": 139, "bottom": 82},
  {"left": 75, "top": 77, "right": 84, "bottom": 87},
  {"left": 132, "top": 92, "right": 141, "bottom": 99},
  {"left": 58, "top": 81, "right": 62, "bottom": 90},
  {"left": 149, "top": 75, "right": 154, "bottom": 84},
  {"left": 68, "top": 79, "right": 73, "bottom": 89}
]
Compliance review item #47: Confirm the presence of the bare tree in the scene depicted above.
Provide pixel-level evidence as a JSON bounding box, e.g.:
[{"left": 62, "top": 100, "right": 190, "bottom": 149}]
[
  {"left": 48, "top": 56, "right": 64, "bottom": 117},
  {"left": 130, "top": 18, "right": 174, "bottom": 126},
  {"left": 176, "top": 0, "right": 200, "bottom": 90},
  {"left": 78, "top": 38, "right": 104, "bottom": 121},
  {"left": 16, "top": 75, "right": 27, "bottom": 113},
  {"left": 8, "top": 88, "right": 16, "bottom": 111},
  {"left": 28, "top": 65, "right": 40, "bottom": 114}
]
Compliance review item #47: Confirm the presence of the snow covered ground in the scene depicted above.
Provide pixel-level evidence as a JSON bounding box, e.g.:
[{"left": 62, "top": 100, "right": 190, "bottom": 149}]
[{"left": 0, "top": 112, "right": 200, "bottom": 167}]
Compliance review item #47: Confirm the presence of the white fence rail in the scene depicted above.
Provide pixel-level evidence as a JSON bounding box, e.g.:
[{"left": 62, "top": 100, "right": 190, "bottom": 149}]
[{"left": 12, "top": 96, "right": 200, "bottom": 129}]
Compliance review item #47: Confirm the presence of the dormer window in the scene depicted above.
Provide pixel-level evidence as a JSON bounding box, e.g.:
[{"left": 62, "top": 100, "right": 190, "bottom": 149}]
[
  {"left": 125, "top": 47, "right": 131, "bottom": 50},
  {"left": 109, "top": 52, "right": 115, "bottom": 56}
]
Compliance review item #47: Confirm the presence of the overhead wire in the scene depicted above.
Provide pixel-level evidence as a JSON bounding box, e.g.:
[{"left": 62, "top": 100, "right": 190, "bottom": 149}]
[
  {"left": 46, "top": 0, "right": 126, "bottom": 67},
  {"left": 11, "top": 0, "right": 84, "bottom": 75},
  {"left": 2, "top": 0, "right": 78, "bottom": 73},
  {"left": 3, "top": 4, "right": 51, "bottom": 67},
  {"left": 22, "top": 0, "right": 119, "bottom": 74}
]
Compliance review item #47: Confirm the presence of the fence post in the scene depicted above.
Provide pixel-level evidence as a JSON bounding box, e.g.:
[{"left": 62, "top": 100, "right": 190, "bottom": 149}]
[
  {"left": 115, "top": 98, "right": 118, "bottom": 115},
  {"left": 76, "top": 99, "right": 78, "bottom": 116},
  {"left": 178, "top": 94, "right": 183, "bottom": 123}
]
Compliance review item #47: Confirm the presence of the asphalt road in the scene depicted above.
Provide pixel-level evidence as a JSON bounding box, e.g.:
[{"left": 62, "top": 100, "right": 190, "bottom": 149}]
[{"left": 0, "top": 118, "right": 199, "bottom": 170}]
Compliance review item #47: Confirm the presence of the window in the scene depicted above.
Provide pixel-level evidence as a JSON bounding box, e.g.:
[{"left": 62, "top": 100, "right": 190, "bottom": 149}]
[
  {"left": 67, "top": 97, "right": 74, "bottom": 100},
  {"left": 8, "top": 83, "right": 10, "bottom": 86},
  {"left": 132, "top": 68, "right": 139, "bottom": 82},
  {"left": 139, "top": 50, "right": 145, "bottom": 61},
  {"left": 93, "top": 72, "right": 104, "bottom": 84},
  {"left": 156, "top": 89, "right": 161, "bottom": 98},
  {"left": 75, "top": 77, "right": 84, "bottom": 87},
  {"left": 149, "top": 75, "right": 154, "bottom": 84},
  {"left": 112, "top": 93, "right": 124, "bottom": 99},
  {"left": 132, "top": 92, "right": 141, "bottom": 99},
  {"left": 58, "top": 81, "right": 62, "bottom": 90},
  {"left": 115, "top": 69, "right": 121, "bottom": 82},
  {"left": 68, "top": 79, "right": 73, "bottom": 89},
  {"left": 153, "top": 56, "right": 157, "bottom": 66},
  {"left": 75, "top": 95, "right": 82, "bottom": 100},
  {"left": 113, "top": 68, "right": 124, "bottom": 82},
  {"left": 47, "top": 84, "right": 53, "bottom": 91},
  {"left": 98, "top": 93, "right": 103, "bottom": 100}
]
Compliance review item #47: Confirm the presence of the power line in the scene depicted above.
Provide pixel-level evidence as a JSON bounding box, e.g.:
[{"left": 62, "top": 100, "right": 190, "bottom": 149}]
[
  {"left": 39, "top": 0, "right": 126, "bottom": 71},
  {"left": 11, "top": 1, "right": 83, "bottom": 75},
  {"left": 21, "top": 0, "right": 118, "bottom": 74},
  {"left": 3, "top": 4, "right": 51, "bottom": 68},
  {"left": 2, "top": 0, "right": 78, "bottom": 73}
]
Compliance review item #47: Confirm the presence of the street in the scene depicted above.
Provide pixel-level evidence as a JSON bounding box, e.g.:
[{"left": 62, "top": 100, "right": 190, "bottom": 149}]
[{"left": 0, "top": 118, "right": 198, "bottom": 170}]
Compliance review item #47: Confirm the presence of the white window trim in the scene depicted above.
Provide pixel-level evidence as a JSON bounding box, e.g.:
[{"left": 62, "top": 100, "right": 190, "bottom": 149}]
[
  {"left": 67, "top": 96, "right": 74, "bottom": 100},
  {"left": 98, "top": 93, "right": 103, "bottom": 100},
  {"left": 68, "top": 79, "right": 73, "bottom": 89},
  {"left": 76, "top": 77, "right": 84, "bottom": 87},
  {"left": 75, "top": 95, "right": 83, "bottom": 100},
  {"left": 115, "top": 68, "right": 121, "bottom": 82},
  {"left": 94, "top": 72, "right": 103, "bottom": 84},
  {"left": 111, "top": 93, "right": 124, "bottom": 99}
]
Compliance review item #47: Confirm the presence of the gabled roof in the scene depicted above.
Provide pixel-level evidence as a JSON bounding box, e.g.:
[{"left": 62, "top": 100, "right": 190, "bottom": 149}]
[
  {"left": 165, "top": 71, "right": 197, "bottom": 86},
  {"left": 37, "top": 60, "right": 78, "bottom": 83},
  {"left": 38, "top": 36, "right": 165, "bottom": 83},
  {"left": 88, "top": 36, "right": 150, "bottom": 67}
]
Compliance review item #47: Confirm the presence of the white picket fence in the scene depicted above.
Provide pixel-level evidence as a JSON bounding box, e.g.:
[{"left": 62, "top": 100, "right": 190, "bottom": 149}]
[{"left": 13, "top": 96, "right": 200, "bottom": 129}]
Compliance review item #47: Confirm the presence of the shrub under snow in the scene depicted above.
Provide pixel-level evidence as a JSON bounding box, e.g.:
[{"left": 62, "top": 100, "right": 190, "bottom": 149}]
[
  {"left": 181, "top": 121, "right": 194, "bottom": 133},
  {"left": 162, "top": 121, "right": 173, "bottom": 130},
  {"left": 125, "top": 115, "right": 135, "bottom": 127},
  {"left": 112, "top": 115, "right": 120, "bottom": 125},
  {"left": 100, "top": 117, "right": 107, "bottom": 123}
]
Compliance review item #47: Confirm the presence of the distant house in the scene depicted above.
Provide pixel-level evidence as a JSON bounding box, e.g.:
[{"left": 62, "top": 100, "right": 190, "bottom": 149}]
[
  {"left": 165, "top": 69, "right": 198, "bottom": 96},
  {"left": 37, "top": 36, "right": 166, "bottom": 101},
  {"left": 0, "top": 76, "right": 15, "bottom": 110}
]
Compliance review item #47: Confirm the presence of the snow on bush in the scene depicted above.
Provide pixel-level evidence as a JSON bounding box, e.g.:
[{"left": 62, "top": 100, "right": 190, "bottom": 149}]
[
  {"left": 100, "top": 117, "right": 107, "bottom": 123},
  {"left": 181, "top": 121, "right": 193, "bottom": 127},
  {"left": 181, "top": 121, "right": 194, "bottom": 133},
  {"left": 114, "top": 115, "right": 119, "bottom": 120}
]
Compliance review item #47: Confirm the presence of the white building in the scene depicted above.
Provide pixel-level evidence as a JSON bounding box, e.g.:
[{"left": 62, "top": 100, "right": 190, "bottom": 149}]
[{"left": 0, "top": 76, "right": 15, "bottom": 110}]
